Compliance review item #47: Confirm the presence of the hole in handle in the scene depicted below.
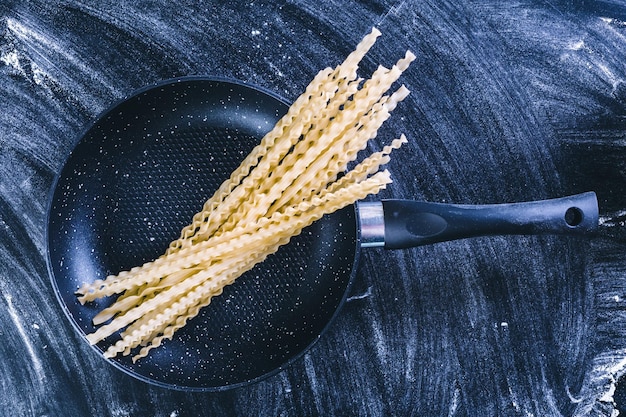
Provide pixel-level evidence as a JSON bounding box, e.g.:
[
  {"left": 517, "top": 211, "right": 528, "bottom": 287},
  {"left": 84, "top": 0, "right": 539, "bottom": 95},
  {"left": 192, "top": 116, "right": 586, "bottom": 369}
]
[{"left": 565, "top": 207, "right": 584, "bottom": 227}]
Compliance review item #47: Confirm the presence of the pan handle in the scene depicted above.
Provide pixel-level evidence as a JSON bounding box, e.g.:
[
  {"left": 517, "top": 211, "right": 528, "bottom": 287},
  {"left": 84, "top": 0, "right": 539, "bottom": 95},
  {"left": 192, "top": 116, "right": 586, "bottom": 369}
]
[{"left": 360, "top": 192, "right": 599, "bottom": 249}]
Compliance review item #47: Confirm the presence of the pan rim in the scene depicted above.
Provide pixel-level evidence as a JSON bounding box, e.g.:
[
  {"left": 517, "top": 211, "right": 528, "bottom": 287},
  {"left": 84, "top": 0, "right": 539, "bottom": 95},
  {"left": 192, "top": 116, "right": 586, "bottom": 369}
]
[{"left": 45, "top": 75, "right": 363, "bottom": 392}]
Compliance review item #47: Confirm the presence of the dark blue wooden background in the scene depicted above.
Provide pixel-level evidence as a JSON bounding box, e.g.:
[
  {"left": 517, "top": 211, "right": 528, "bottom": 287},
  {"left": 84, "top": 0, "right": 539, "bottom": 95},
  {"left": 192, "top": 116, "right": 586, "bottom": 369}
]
[{"left": 1, "top": 1, "right": 626, "bottom": 415}]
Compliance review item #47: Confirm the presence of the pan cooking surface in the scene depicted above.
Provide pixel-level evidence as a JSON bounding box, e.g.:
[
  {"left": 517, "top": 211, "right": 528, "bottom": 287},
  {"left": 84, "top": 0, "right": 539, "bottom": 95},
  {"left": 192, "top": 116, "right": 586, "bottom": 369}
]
[{"left": 46, "top": 78, "right": 359, "bottom": 390}]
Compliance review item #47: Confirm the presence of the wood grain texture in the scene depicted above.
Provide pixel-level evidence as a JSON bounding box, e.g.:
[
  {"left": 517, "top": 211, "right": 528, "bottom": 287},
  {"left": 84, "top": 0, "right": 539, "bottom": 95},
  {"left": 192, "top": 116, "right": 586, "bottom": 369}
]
[{"left": 1, "top": 0, "right": 626, "bottom": 415}]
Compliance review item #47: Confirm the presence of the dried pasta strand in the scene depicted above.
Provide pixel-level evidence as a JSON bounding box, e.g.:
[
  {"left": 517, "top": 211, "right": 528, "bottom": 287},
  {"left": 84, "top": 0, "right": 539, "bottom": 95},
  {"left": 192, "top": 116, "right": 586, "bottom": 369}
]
[
  {"left": 166, "top": 28, "right": 382, "bottom": 253},
  {"left": 197, "top": 62, "right": 364, "bottom": 237},
  {"left": 78, "top": 163, "right": 387, "bottom": 305},
  {"left": 76, "top": 29, "right": 401, "bottom": 301},
  {"left": 271, "top": 87, "right": 410, "bottom": 212},
  {"left": 104, "top": 254, "right": 253, "bottom": 359},
  {"left": 261, "top": 59, "right": 413, "bottom": 217},
  {"left": 129, "top": 236, "right": 290, "bottom": 362},
  {"left": 76, "top": 92, "right": 403, "bottom": 304},
  {"left": 164, "top": 66, "right": 336, "bottom": 253},
  {"left": 102, "top": 173, "right": 391, "bottom": 357},
  {"left": 80, "top": 28, "right": 414, "bottom": 360},
  {"left": 91, "top": 268, "right": 201, "bottom": 325},
  {"left": 129, "top": 236, "right": 291, "bottom": 362},
  {"left": 213, "top": 76, "right": 365, "bottom": 235},
  {"left": 120, "top": 173, "right": 391, "bottom": 361},
  {"left": 323, "top": 135, "right": 408, "bottom": 197},
  {"left": 86, "top": 171, "right": 392, "bottom": 346}
]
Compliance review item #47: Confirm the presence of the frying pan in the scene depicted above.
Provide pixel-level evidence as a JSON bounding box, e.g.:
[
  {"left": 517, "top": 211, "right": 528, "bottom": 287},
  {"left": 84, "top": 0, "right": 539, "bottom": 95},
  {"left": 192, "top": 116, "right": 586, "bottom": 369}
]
[{"left": 46, "top": 76, "right": 599, "bottom": 391}]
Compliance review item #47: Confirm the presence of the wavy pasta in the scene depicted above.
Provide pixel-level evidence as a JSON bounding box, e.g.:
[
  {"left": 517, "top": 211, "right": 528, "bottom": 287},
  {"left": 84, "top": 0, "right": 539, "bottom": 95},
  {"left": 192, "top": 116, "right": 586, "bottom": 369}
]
[{"left": 76, "top": 28, "right": 414, "bottom": 360}]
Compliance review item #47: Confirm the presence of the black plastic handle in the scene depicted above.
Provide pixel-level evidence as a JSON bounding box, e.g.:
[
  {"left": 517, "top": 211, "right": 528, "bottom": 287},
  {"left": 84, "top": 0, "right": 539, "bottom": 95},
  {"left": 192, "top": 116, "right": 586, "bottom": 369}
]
[{"left": 381, "top": 192, "right": 599, "bottom": 249}]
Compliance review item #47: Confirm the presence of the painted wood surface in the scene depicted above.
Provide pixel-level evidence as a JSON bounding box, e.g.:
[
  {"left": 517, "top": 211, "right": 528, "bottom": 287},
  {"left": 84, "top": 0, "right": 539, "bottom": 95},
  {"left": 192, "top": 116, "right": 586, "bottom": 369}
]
[{"left": 1, "top": 1, "right": 626, "bottom": 415}]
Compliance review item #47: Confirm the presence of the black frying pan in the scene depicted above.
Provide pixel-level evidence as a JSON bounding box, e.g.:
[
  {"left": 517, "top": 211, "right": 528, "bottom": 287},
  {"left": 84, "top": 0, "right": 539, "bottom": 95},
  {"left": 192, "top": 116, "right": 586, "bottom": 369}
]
[{"left": 46, "top": 77, "right": 598, "bottom": 391}]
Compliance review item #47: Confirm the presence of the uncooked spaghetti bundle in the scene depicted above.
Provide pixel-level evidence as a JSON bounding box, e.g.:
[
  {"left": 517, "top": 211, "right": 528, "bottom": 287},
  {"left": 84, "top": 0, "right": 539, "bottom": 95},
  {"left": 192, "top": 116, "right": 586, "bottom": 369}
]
[{"left": 76, "top": 27, "right": 415, "bottom": 362}]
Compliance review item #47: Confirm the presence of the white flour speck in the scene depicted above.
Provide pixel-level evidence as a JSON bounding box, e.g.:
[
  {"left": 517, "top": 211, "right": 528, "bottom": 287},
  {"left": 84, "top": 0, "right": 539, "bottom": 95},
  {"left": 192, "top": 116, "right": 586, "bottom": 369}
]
[
  {"left": 1, "top": 50, "right": 22, "bottom": 71},
  {"left": 567, "top": 40, "right": 585, "bottom": 51}
]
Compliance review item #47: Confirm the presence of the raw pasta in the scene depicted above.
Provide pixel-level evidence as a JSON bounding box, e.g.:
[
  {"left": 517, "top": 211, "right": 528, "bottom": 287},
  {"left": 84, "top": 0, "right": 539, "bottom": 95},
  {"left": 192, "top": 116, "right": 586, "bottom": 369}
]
[{"left": 76, "top": 27, "right": 414, "bottom": 362}]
